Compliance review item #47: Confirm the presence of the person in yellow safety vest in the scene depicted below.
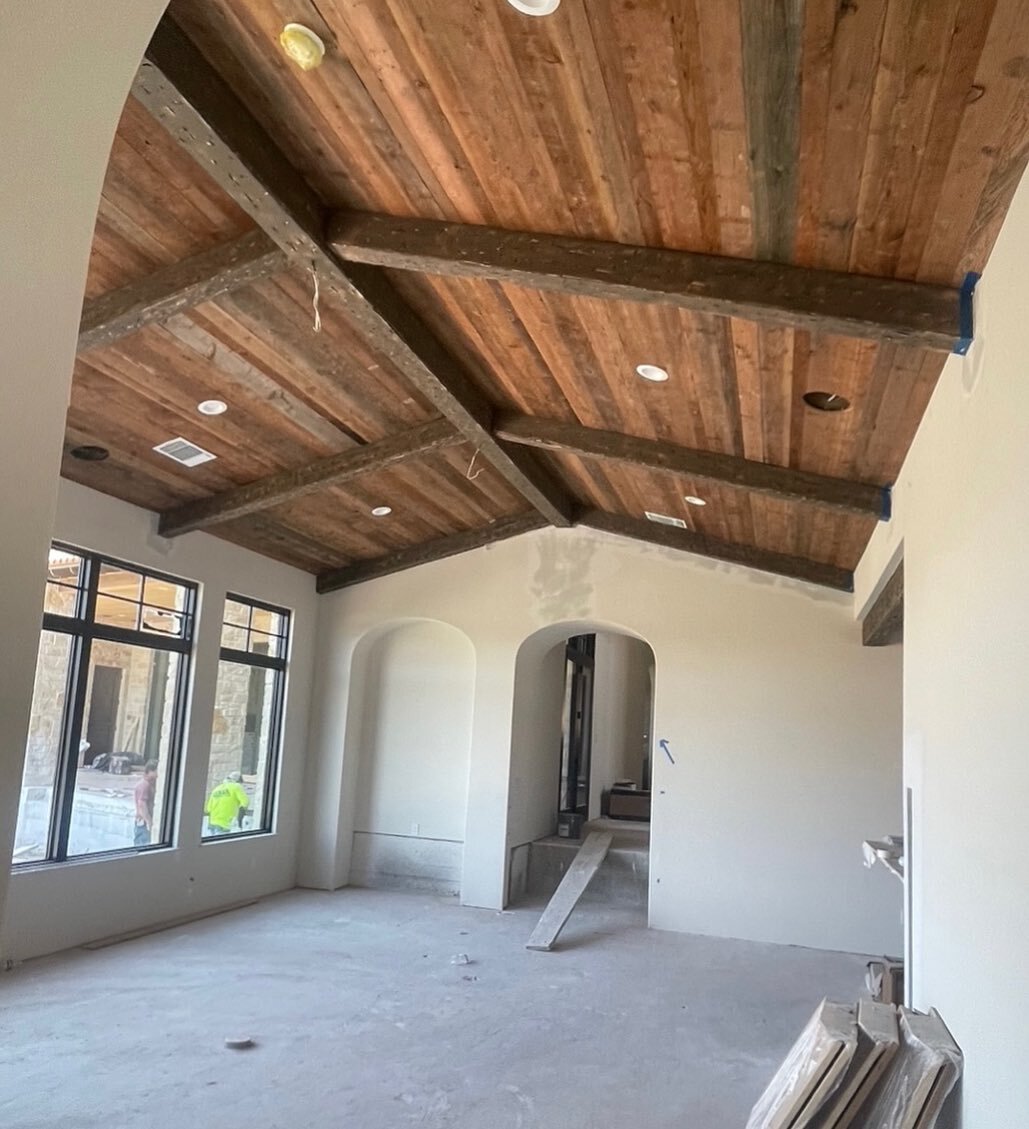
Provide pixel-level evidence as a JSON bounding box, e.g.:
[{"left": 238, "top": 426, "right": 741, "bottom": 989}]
[{"left": 205, "top": 771, "right": 250, "bottom": 835}]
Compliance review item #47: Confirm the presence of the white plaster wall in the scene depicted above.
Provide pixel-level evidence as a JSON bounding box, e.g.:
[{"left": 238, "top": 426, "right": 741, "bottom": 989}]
[
  {"left": 346, "top": 620, "right": 474, "bottom": 894},
  {"left": 0, "top": 0, "right": 170, "bottom": 963},
  {"left": 1, "top": 482, "right": 317, "bottom": 962},
  {"left": 854, "top": 173, "right": 1029, "bottom": 1127},
  {"left": 303, "top": 529, "right": 903, "bottom": 954},
  {"left": 590, "top": 632, "right": 654, "bottom": 818}
]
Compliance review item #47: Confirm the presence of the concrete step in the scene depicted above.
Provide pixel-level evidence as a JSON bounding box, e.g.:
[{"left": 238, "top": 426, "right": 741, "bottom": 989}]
[{"left": 526, "top": 831, "right": 649, "bottom": 908}]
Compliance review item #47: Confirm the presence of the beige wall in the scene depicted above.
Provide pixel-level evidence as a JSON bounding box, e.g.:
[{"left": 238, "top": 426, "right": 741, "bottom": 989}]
[
  {"left": 303, "top": 528, "right": 904, "bottom": 955},
  {"left": 854, "top": 171, "right": 1029, "bottom": 1128}
]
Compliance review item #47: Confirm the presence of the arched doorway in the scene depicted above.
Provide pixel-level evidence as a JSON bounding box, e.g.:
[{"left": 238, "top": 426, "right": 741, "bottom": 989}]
[
  {"left": 506, "top": 621, "right": 655, "bottom": 908},
  {"left": 343, "top": 619, "right": 475, "bottom": 897}
]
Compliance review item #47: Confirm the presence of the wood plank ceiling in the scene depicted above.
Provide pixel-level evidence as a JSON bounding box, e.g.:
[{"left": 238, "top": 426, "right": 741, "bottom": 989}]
[{"left": 65, "top": 0, "right": 1029, "bottom": 592}]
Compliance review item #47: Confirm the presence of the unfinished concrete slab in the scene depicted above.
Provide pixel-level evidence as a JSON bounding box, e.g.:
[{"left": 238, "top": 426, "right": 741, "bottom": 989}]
[{"left": 0, "top": 889, "right": 875, "bottom": 1129}]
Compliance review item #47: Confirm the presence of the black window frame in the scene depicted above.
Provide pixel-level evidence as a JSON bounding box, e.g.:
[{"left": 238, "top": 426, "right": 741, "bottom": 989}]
[
  {"left": 203, "top": 593, "right": 291, "bottom": 841},
  {"left": 16, "top": 542, "right": 197, "bottom": 867}
]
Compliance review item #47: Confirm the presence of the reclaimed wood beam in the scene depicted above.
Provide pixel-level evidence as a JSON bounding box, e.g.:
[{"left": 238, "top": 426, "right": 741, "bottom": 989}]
[
  {"left": 328, "top": 212, "right": 963, "bottom": 352},
  {"left": 740, "top": 0, "right": 804, "bottom": 263},
  {"left": 134, "top": 19, "right": 572, "bottom": 526},
  {"left": 158, "top": 419, "right": 460, "bottom": 537},
  {"left": 316, "top": 513, "right": 547, "bottom": 594},
  {"left": 578, "top": 510, "right": 854, "bottom": 591},
  {"left": 862, "top": 561, "right": 904, "bottom": 646},
  {"left": 495, "top": 413, "right": 890, "bottom": 519},
  {"left": 78, "top": 229, "right": 286, "bottom": 353}
]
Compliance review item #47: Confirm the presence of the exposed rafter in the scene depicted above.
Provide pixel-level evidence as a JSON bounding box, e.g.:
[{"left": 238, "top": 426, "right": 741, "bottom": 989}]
[
  {"left": 78, "top": 230, "right": 285, "bottom": 353},
  {"left": 159, "top": 419, "right": 460, "bottom": 538},
  {"left": 133, "top": 18, "right": 573, "bottom": 527},
  {"left": 495, "top": 413, "right": 889, "bottom": 519},
  {"left": 862, "top": 561, "right": 904, "bottom": 646},
  {"left": 316, "top": 513, "right": 547, "bottom": 594},
  {"left": 329, "top": 212, "right": 963, "bottom": 352},
  {"left": 579, "top": 510, "right": 853, "bottom": 591}
]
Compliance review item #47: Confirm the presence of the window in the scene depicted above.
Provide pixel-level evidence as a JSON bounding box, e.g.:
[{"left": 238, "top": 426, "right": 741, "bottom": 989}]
[
  {"left": 13, "top": 546, "right": 196, "bottom": 864},
  {"left": 203, "top": 596, "right": 290, "bottom": 839}
]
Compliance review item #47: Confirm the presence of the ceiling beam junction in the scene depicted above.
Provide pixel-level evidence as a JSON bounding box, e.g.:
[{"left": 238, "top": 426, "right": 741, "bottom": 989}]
[{"left": 133, "top": 18, "right": 573, "bottom": 527}]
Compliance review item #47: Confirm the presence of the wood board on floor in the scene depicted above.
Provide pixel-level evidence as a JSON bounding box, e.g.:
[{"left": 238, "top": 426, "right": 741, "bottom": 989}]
[
  {"left": 525, "top": 830, "right": 613, "bottom": 951},
  {"left": 746, "top": 999, "right": 857, "bottom": 1129},
  {"left": 810, "top": 999, "right": 899, "bottom": 1129}
]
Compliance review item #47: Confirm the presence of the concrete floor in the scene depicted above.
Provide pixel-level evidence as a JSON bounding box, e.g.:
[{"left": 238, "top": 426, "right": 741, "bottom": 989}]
[{"left": 0, "top": 889, "right": 871, "bottom": 1129}]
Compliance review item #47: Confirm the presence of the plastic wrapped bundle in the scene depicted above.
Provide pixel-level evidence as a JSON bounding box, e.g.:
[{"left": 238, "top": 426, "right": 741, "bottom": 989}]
[
  {"left": 747, "top": 1000, "right": 858, "bottom": 1129},
  {"left": 856, "top": 1008, "right": 961, "bottom": 1129}
]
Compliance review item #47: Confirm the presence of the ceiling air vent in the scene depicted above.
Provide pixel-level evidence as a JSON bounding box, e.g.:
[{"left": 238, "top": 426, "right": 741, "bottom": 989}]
[
  {"left": 644, "top": 511, "right": 687, "bottom": 529},
  {"left": 153, "top": 437, "right": 217, "bottom": 468}
]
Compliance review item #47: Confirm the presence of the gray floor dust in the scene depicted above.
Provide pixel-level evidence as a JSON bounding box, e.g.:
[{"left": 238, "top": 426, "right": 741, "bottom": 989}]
[{"left": 0, "top": 889, "right": 871, "bottom": 1129}]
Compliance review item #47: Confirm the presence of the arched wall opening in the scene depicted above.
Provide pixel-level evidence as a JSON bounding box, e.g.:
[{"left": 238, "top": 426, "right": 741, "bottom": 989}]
[
  {"left": 343, "top": 619, "right": 475, "bottom": 897},
  {"left": 506, "top": 619, "right": 655, "bottom": 904}
]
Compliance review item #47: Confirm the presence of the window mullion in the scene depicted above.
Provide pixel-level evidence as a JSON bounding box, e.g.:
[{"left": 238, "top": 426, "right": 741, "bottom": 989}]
[{"left": 52, "top": 554, "right": 101, "bottom": 861}]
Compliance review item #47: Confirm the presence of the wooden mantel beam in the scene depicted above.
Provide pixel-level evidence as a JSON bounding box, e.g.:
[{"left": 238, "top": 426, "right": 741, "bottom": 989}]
[
  {"left": 329, "top": 212, "right": 963, "bottom": 352},
  {"left": 862, "top": 561, "right": 904, "bottom": 646},
  {"left": 159, "top": 419, "right": 460, "bottom": 538},
  {"left": 579, "top": 510, "right": 854, "bottom": 591},
  {"left": 79, "top": 229, "right": 285, "bottom": 353},
  {"left": 495, "top": 414, "right": 890, "bottom": 519},
  {"left": 316, "top": 513, "right": 547, "bottom": 593},
  {"left": 133, "top": 18, "right": 573, "bottom": 528}
]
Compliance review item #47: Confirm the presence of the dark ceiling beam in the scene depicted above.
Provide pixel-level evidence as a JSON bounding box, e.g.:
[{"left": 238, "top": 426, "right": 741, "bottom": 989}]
[
  {"left": 862, "top": 561, "right": 904, "bottom": 646},
  {"left": 133, "top": 18, "right": 573, "bottom": 527},
  {"left": 316, "top": 513, "right": 547, "bottom": 594},
  {"left": 158, "top": 418, "right": 460, "bottom": 538},
  {"left": 495, "top": 413, "right": 889, "bottom": 519},
  {"left": 578, "top": 510, "right": 853, "bottom": 592},
  {"left": 78, "top": 229, "right": 285, "bottom": 353},
  {"left": 329, "top": 212, "right": 963, "bottom": 352}
]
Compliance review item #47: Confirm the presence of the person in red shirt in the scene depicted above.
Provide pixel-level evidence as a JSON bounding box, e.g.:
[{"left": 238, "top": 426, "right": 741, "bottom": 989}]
[{"left": 134, "top": 760, "right": 158, "bottom": 848}]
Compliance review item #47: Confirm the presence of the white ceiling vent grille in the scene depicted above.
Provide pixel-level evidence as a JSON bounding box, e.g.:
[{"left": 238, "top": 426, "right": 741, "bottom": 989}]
[
  {"left": 153, "top": 437, "right": 217, "bottom": 468},
  {"left": 644, "top": 511, "right": 687, "bottom": 529}
]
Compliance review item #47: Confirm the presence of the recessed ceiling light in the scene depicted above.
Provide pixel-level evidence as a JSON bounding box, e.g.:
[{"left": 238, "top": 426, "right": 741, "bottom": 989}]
[
  {"left": 684, "top": 495, "right": 706, "bottom": 507},
  {"left": 803, "top": 391, "right": 851, "bottom": 412},
  {"left": 371, "top": 506, "right": 392, "bottom": 517},
  {"left": 506, "top": 0, "right": 561, "bottom": 14},
  {"left": 636, "top": 363, "right": 669, "bottom": 383},
  {"left": 70, "top": 444, "right": 109, "bottom": 462},
  {"left": 197, "top": 399, "right": 227, "bottom": 416},
  {"left": 279, "top": 23, "right": 326, "bottom": 70}
]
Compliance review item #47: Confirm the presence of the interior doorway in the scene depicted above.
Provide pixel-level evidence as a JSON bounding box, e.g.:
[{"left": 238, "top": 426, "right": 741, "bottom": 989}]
[{"left": 507, "top": 623, "right": 656, "bottom": 908}]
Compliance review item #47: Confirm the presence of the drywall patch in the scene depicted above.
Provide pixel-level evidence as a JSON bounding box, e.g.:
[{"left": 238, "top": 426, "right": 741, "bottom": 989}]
[{"left": 530, "top": 532, "right": 596, "bottom": 620}]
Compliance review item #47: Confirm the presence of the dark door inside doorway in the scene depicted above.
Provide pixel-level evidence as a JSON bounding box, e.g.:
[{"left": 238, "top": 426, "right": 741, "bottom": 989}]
[
  {"left": 85, "top": 665, "right": 122, "bottom": 763},
  {"left": 559, "top": 634, "right": 595, "bottom": 816}
]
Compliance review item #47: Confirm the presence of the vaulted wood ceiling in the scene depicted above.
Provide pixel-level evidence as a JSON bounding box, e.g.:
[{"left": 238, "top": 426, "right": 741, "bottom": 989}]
[{"left": 65, "top": 0, "right": 1029, "bottom": 592}]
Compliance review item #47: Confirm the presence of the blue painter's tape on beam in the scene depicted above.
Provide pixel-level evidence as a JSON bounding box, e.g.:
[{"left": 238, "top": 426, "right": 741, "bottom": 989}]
[
  {"left": 879, "top": 485, "right": 893, "bottom": 522},
  {"left": 954, "top": 271, "right": 980, "bottom": 355}
]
